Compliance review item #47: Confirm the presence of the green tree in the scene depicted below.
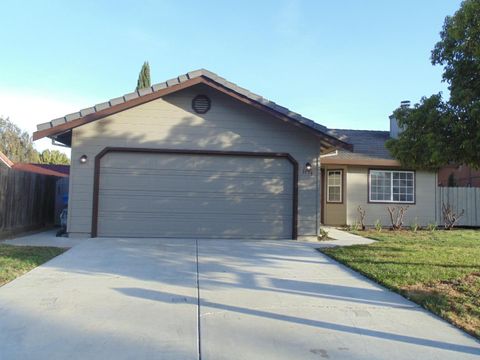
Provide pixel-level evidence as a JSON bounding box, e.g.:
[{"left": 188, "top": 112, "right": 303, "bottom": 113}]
[
  {"left": 0, "top": 116, "right": 39, "bottom": 163},
  {"left": 387, "top": 0, "right": 480, "bottom": 169},
  {"left": 136, "top": 61, "right": 151, "bottom": 90},
  {"left": 38, "top": 149, "right": 70, "bottom": 165}
]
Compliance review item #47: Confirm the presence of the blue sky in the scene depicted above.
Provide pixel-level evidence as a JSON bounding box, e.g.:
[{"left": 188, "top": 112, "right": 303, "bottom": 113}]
[{"left": 0, "top": 0, "right": 462, "bottom": 151}]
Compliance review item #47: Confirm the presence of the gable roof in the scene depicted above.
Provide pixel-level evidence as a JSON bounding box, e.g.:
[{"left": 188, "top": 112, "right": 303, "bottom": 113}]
[
  {"left": 322, "top": 129, "right": 401, "bottom": 167},
  {"left": 33, "top": 69, "right": 351, "bottom": 151}
]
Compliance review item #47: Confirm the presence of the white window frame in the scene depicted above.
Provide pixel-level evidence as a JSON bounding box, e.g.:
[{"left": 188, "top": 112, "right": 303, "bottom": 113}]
[
  {"left": 369, "top": 170, "right": 415, "bottom": 204},
  {"left": 327, "top": 170, "right": 343, "bottom": 203}
]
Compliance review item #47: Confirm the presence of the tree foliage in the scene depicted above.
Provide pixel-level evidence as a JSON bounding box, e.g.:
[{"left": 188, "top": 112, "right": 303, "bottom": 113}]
[
  {"left": 136, "top": 61, "right": 151, "bottom": 90},
  {"left": 38, "top": 149, "right": 70, "bottom": 165},
  {"left": 387, "top": 0, "right": 480, "bottom": 169},
  {"left": 0, "top": 116, "right": 39, "bottom": 163},
  {"left": 0, "top": 116, "right": 70, "bottom": 165}
]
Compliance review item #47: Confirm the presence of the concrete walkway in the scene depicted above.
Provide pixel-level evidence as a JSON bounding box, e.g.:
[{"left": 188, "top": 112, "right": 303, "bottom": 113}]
[
  {"left": 0, "top": 236, "right": 478, "bottom": 359},
  {"left": 2, "top": 229, "right": 82, "bottom": 248},
  {"left": 314, "top": 226, "right": 376, "bottom": 247}
]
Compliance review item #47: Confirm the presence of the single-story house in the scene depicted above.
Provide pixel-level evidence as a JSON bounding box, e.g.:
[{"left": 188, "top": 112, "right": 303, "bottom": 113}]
[{"left": 33, "top": 69, "right": 437, "bottom": 239}]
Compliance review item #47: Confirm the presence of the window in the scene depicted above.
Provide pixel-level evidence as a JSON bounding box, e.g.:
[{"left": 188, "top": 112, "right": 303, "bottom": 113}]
[
  {"left": 327, "top": 170, "right": 342, "bottom": 203},
  {"left": 369, "top": 170, "right": 414, "bottom": 203}
]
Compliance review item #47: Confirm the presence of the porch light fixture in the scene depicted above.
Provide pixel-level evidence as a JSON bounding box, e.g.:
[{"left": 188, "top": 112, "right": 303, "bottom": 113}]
[
  {"left": 303, "top": 162, "right": 313, "bottom": 175},
  {"left": 79, "top": 155, "right": 88, "bottom": 164}
]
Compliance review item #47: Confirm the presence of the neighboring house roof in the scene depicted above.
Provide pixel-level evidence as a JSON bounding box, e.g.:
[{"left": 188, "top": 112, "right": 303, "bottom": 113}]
[
  {"left": 438, "top": 164, "right": 480, "bottom": 187},
  {"left": 33, "top": 69, "right": 351, "bottom": 152},
  {"left": 0, "top": 151, "right": 14, "bottom": 168},
  {"left": 322, "top": 129, "right": 401, "bottom": 167},
  {"left": 12, "top": 163, "right": 70, "bottom": 177}
]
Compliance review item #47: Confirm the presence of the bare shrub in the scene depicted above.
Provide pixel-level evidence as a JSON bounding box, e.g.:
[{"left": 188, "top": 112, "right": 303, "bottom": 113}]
[
  {"left": 386, "top": 206, "right": 409, "bottom": 230},
  {"left": 442, "top": 203, "right": 465, "bottom": 230},
  {"left": 357, "top": 206, "right": 366, "bottom": 230}
]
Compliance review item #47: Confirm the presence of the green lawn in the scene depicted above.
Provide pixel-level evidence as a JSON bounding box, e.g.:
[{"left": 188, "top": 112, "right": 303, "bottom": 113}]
[
  {"left": 321, "top": 229, "right": 480, "bottom": 339},
  {"left": 0, "top": 244, "right": 66, "bottom": 286}
]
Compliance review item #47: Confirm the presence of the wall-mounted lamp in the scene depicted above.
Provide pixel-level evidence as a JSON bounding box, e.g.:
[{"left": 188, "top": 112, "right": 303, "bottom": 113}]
[
  {"left": 79, "top": 155, "right": 88, "bottom": 164},
  {"left": 303, "top": 162, "right": 313, "bottom": 175}
]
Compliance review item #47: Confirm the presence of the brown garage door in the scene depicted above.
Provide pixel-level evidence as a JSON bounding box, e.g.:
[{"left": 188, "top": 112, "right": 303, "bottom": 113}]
[{"left": 95, "top": 150, "right": 295, "bottom": 239}]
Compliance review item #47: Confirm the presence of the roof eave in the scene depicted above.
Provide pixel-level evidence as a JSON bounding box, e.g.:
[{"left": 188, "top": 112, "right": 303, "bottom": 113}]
[
  {"left": 33, "top": 73, "right": 352, "bottom": 152},
  {"left": 321, "top": 157, "right": 401, "bottom": 167}
]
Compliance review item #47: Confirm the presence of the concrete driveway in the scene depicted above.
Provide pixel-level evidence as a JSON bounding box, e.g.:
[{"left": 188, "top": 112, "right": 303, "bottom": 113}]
[{"left": 0, "top": 238, "right": 479, "bottom": 360}]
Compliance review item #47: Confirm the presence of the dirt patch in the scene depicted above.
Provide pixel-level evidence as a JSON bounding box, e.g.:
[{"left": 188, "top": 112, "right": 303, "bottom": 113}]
[{"left": 402, "top": 273, "right": 480, "bottom": 338}]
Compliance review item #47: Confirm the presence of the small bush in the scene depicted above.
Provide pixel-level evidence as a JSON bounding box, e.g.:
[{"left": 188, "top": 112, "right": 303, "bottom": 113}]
[
  {"left": 427, "top": 223, "right": 437, "bottom": 232},
  {"left": 410, "top": 217, "right": 420, "bottom": 232},
  {"left": 349, "top": 221, "right": 361, "bottom": 232},
  {"left": 374, "top": 219, "right": 383, "bottom": 232},
  {"left": 442, "top": 202, "right": 465, "bottom": 230}
]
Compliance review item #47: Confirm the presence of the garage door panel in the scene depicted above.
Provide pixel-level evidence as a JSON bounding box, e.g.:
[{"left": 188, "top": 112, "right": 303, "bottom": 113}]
[
  {"left": 99, "top": 196, "right": 292, "bottom": 215},
  {"left": 97, "top": 216, "right": 291, "bottom": 239},
  {"left": 97, "top": 152, "right": 294, "bottom": 239},
  {"left": 101, "top": 168, "right": 292, "bottom": 180},
  {"left": 101, "top": 153, "right": 291, "bottom": 173},
  {"left": 99, "top": 175, "right": 291, "bottom": 195},
  {"left": 101, "top": 189, "right": 292, "bottom": 201},
  {"left": 99, "top": 211, "right": 290, "bottom": 222}
]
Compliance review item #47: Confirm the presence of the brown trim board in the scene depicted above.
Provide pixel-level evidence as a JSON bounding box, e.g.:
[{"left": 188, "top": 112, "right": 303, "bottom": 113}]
[
  {"left": 33, "top": 77, "right": 204, "bottom": 141},
  {"left": 91, "top": 147, "right": 299, "bottom": 239},
  {"left": 33, "top": 76, "right": 351, "bottom": 152},
  {"left": 199, "top": 78, "right": 351, "bottom": 151},
  {"left": 321, "top": 157, "right": 401, "bottom": 167}
]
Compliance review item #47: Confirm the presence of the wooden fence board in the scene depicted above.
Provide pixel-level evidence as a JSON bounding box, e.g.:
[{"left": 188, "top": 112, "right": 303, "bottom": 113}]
[
  {"left": 437, "top": 187, "right": 480, "bottom": 227},
  {"left": 0, "top": 167, "right": 56, "bottom": 238}
]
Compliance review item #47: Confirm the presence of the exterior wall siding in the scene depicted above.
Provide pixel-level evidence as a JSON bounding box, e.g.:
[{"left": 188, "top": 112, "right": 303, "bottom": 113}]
[
  {"left": 345, "top": 166, "right": 437, "bottom": 227},
  {"left": 68, "top": 84, "right": 322, "bottom": 238}
]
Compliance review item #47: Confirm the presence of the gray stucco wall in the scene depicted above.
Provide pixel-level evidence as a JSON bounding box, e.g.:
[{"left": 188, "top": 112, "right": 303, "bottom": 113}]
[
  {"left": 346, "top": 166, "right": 438, "bottom": 227},
  {"left": 67, "top": 84, "right": 322, "bottom": 238}
]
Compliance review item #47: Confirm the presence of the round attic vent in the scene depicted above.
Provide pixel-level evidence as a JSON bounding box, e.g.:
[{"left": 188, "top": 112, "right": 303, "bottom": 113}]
[{"left": 192, "top": 95, "right": 211, "bottom": 114}]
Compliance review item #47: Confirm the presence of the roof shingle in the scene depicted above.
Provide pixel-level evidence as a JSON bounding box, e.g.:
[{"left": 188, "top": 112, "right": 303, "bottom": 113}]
[{"left": 326, "top": 129, "right": 393, "bottom": 161}]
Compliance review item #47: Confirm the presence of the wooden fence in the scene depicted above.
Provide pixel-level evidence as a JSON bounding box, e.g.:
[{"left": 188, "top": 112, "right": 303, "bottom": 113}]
[
  {"left": 437, "top": 187, "right": 480, "bottom": 227},
  {"left": 0, "top": 167, "right": 57, "bottom": 238}
]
